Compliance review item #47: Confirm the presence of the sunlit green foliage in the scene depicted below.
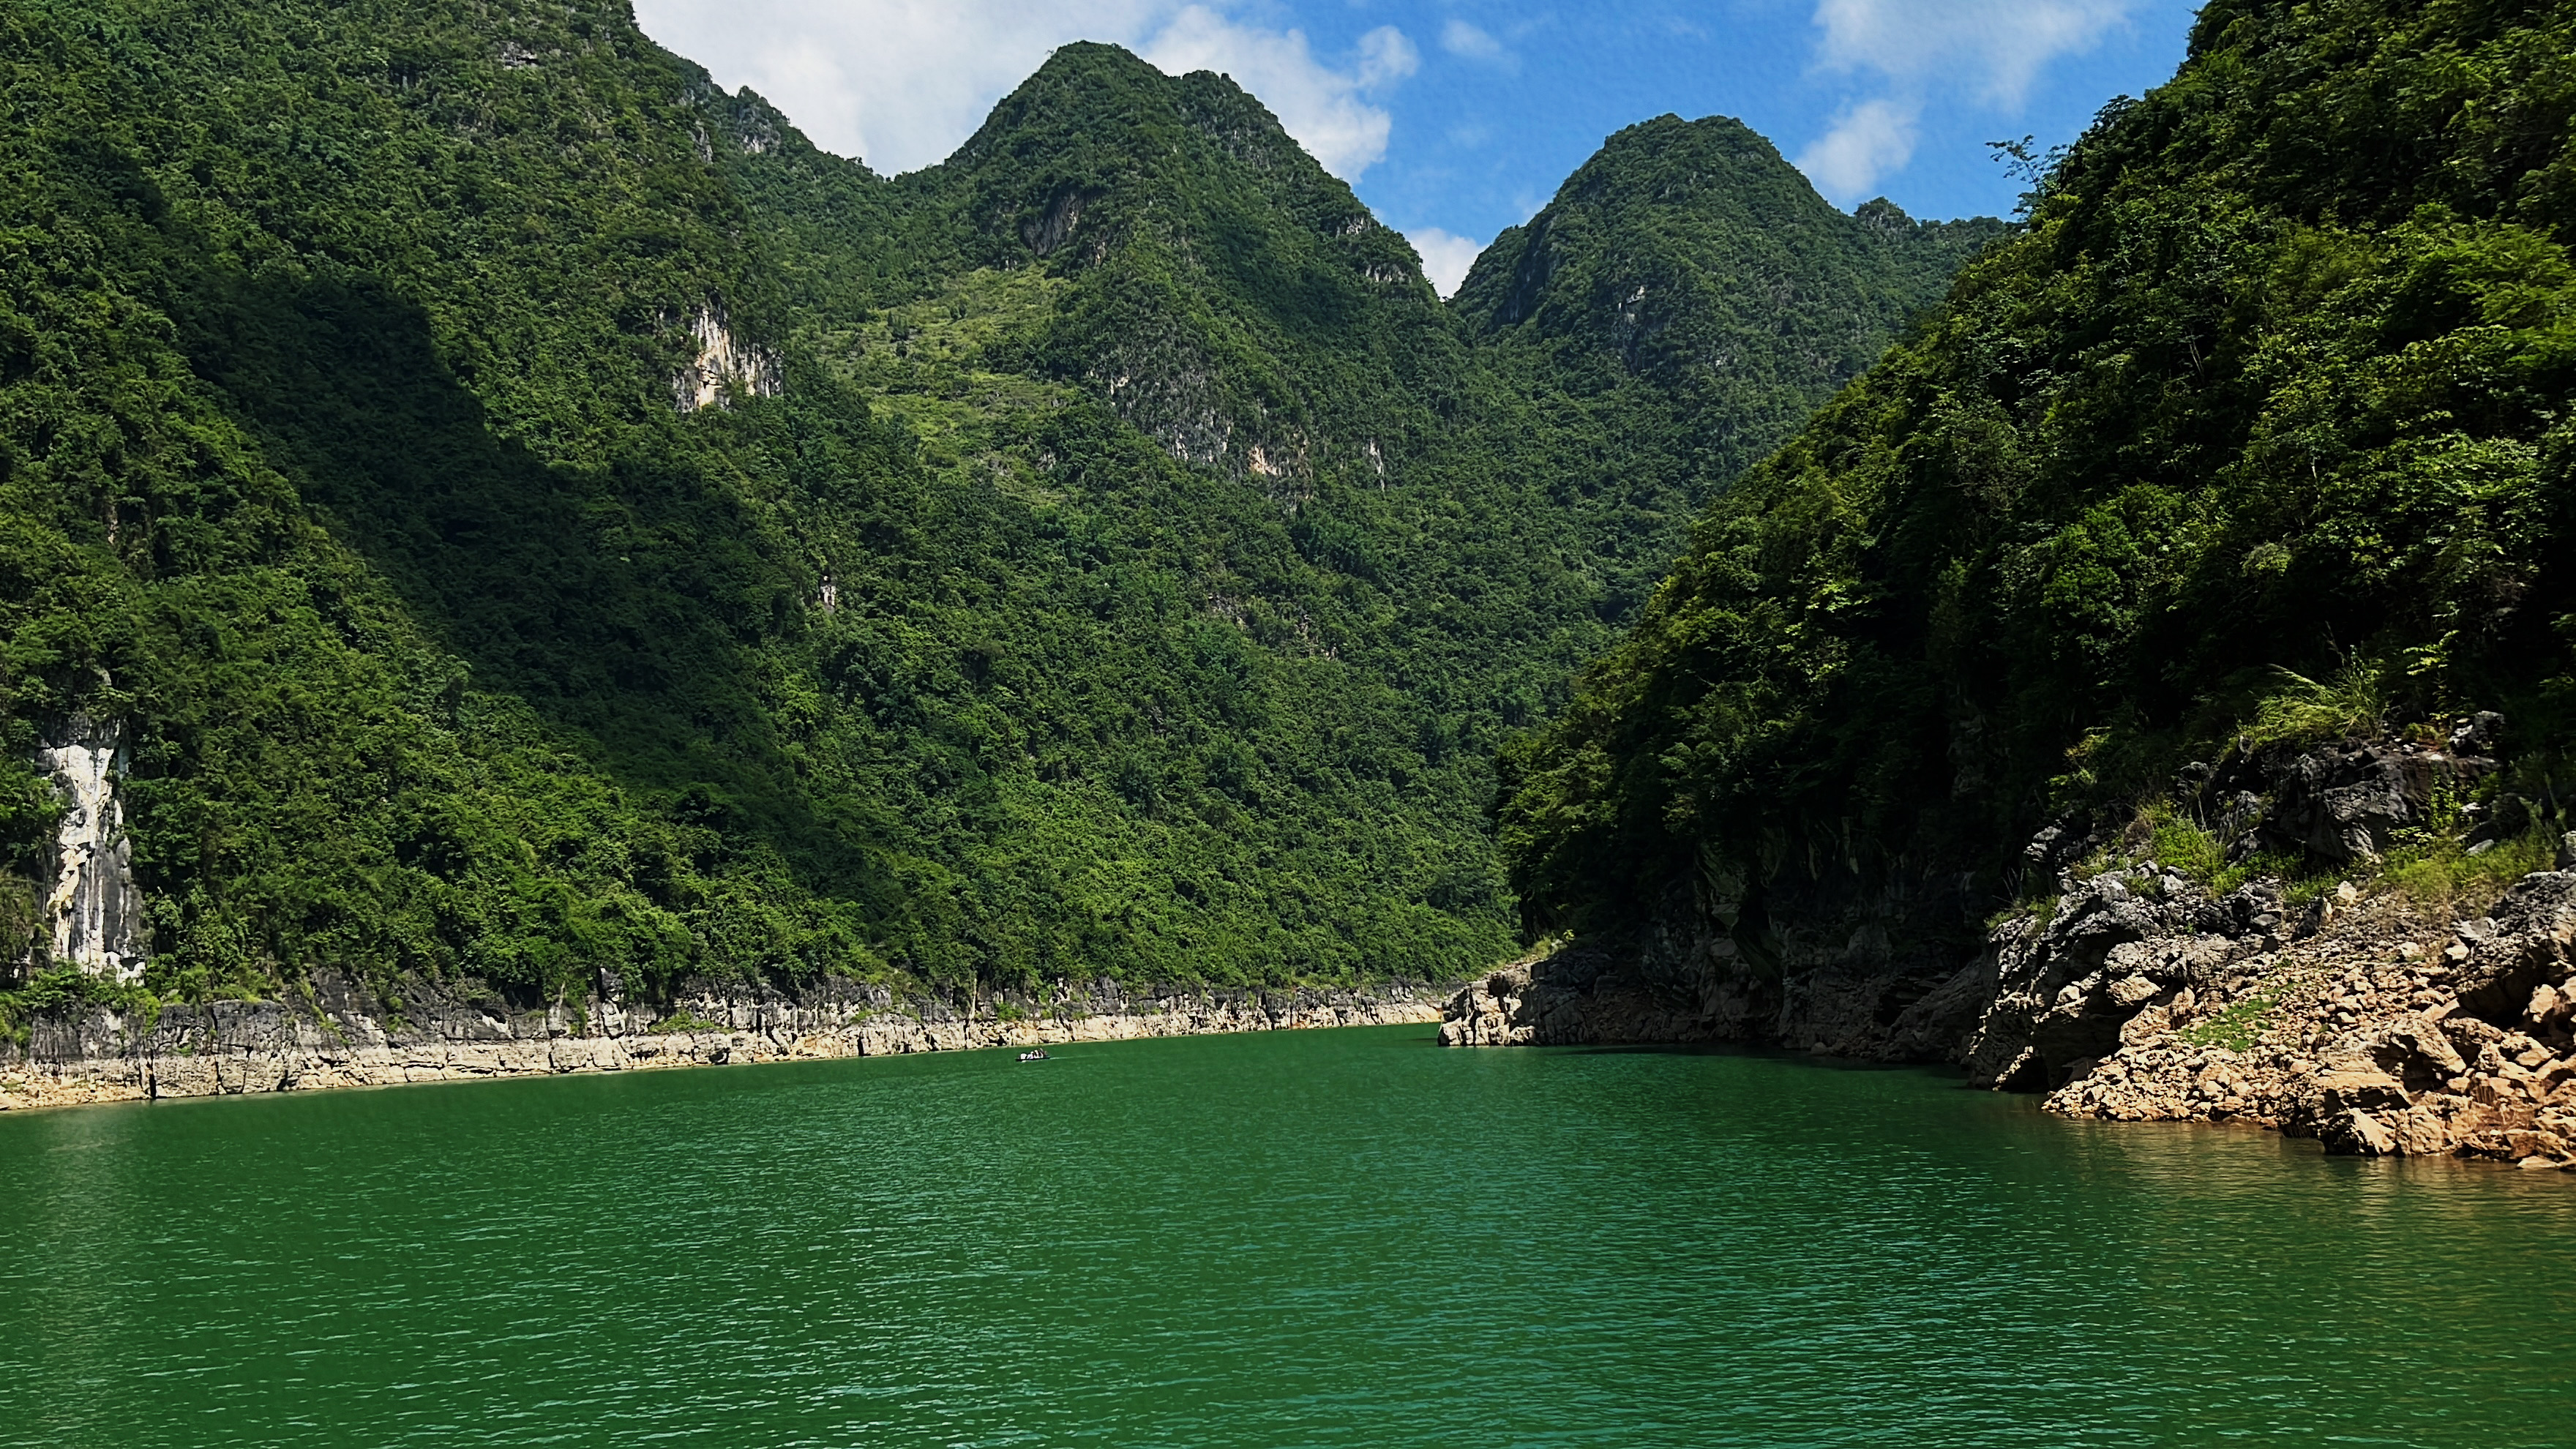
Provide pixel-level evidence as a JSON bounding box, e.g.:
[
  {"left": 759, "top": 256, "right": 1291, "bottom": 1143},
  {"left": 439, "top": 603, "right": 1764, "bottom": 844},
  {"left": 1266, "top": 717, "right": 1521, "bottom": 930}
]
[
  {"left": 1455, "top": 116, "right": 2003, "bottom": 616},
  {"left": 0, "top": 1, "right": 1987, "bottom": 1006},
  {"left": 1502, "top": 0, "right": 2576, "bottom": 935}
]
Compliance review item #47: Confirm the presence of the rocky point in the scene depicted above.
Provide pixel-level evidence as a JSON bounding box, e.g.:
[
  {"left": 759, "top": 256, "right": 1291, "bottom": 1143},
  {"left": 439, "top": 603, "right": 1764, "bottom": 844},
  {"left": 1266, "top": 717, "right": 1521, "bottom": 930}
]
[{"left": 1446, "top": 719, "right": 2576, "bottom": 1173}]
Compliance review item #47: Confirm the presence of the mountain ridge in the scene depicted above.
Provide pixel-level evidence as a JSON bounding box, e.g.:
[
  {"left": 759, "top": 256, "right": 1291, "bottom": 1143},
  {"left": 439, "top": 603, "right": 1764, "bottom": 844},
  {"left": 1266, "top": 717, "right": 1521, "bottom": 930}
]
[
  {"left": 0, "top": 0, "right": 1995, "bottom": 1022},
  {"left": 1495, "top": 0, "right": 2576, "bottom": 1036}
]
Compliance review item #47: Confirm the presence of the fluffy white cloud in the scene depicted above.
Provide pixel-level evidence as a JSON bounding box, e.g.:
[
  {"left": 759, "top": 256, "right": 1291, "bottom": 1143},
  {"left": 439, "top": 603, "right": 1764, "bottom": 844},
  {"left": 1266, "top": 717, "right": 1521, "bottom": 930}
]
[
  {"left": 1404, "top": 227, "right": 1485, "bottom": 299},
  {"left": 629, "top": 0, "right": 1147, "bottom": 174},
  {"left": 1793, "top": 97, "right": 1920, "bottom": 199},
  {"left": 629, "top": 0, "right": 1415, "bottom": 180},
  {"left": 1794, "top": 0, "right": 2131, "bottom": 198},
  {"left": 1143, "top": 10, "right": 1418, "bottom": 177},
  {"left": 1811, "top": 0, "right": 2131, "bottom": 105}
]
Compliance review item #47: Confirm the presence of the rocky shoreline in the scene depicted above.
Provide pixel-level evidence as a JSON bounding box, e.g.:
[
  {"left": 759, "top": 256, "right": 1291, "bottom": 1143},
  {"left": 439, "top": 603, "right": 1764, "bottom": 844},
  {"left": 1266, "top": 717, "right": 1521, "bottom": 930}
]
[
  {"left": 1441, "top": 866, "right": 2576, "bottom": 1171},
  {"left": 0, "top": 973, "right": 1450, "bottom": 1112},
  {"left": 1442, "top": 723, "right": 2576, "bottom": 1172},
  {"left": 2033, "top": 875, "right": 2576, "bottom": 1167}
]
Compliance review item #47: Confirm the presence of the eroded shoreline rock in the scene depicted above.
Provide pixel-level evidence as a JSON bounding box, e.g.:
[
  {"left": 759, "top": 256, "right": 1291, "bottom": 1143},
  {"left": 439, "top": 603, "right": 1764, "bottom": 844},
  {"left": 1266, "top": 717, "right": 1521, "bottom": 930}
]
[
  {"left": 0, "top": 974, "right": 1450, "bottom": 1112},
  {"left": 2047, "top": 872, "right": 2576, "bottom": 1168},
  {"left": 1442, "top": 868, "right": 2576, "bottom": 1173},
  {"left": 1443, "top": 719, "right": 2576, "bottom": 1172}
]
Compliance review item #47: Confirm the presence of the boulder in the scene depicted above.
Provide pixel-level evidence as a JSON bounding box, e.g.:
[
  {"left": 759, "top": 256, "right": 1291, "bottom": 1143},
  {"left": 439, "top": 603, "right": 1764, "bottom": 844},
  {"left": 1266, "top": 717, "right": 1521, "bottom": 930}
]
[
  {"left": 2317, "top": 1069, "right": 2411, "bottom": 1115},
  {"left": 2321, "top": 1107, "right": 2397, "bottom": 1156},
  {"left": 2192, "top": 735, "right": 2496, "bottom": 866},
  {"left": 2452, "top": 872, "right": 2576, "bottom": 1023}
]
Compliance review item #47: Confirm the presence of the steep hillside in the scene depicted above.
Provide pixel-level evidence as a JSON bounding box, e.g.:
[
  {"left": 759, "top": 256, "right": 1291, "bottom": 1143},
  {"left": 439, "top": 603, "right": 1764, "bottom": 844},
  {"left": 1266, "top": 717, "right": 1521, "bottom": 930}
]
[
  {"left": 0, "top": 0, "right": 1997, "bottom": 1021},
  {"left": 1502, "top": 0, "right": 2576, "bottom": 973},
  {"left": 1453, "top": 116, "right": 2004, "bottom": 615},
  {"left": 0, "top": 0, "right": 891, "bottom": 1008}
]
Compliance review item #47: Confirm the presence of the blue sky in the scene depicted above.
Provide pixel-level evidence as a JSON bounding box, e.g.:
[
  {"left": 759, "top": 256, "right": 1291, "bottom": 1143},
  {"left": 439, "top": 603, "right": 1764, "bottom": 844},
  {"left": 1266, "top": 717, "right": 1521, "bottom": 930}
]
[{"left": 632, "top": 1, "right": 2206, "bottom": 293}]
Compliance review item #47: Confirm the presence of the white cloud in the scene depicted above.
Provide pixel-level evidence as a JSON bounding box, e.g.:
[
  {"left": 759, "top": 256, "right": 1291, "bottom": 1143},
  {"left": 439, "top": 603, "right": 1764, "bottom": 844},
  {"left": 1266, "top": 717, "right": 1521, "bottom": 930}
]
[
  {"left": 1793, "top": 97, "right": 1920, "bottom": 198},
  {"left": 1793, "top": 0, "right": 2131, "bottom": 201},
  {"left": 629, "top": 0, "right": 1417, "bottom": 180},
  {"left": 629, "top": 1, "right": 1146, "bottom": 174},
  {"left": 1355, "top": 24, "right": 1423, "bottom": 89},
  {"left": 1440, "top": 19, "right": 1505, "bottom": 61},
  {"left": 1811, "top": 0, "right": 2130, "bottom": 105},
  {"left": 1144, "top": 10, "right": 1417, "bottom": 177},
  {"left": 1405, "top": 227, "right": 1485, "bottom": 299}
]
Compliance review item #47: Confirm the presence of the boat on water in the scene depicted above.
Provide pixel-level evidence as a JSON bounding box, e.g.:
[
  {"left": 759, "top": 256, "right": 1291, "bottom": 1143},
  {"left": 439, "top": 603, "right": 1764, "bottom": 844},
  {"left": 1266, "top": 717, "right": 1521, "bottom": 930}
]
[{"left": 1018, "top": 1049, "right": 1050, "bottom": 1063}]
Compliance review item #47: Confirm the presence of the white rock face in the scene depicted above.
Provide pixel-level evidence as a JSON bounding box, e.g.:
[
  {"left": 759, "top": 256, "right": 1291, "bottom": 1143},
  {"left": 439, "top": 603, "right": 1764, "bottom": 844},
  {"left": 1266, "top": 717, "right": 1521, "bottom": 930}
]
[
  {"left": 671, "top": 302, "right": 781, "bottom": 413},
  {"left": 39, "top": 719, "right": 143, "bottom": 984}
]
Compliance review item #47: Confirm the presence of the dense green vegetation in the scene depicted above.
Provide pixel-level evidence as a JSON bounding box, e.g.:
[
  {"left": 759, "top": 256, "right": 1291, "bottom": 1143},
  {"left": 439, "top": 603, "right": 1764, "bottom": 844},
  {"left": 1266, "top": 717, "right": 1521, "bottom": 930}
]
[
  {"left": 1455, "top": 117, "right": 2004, "bottom": 618},
  {"left": 0, "top": 0, "right": 1987, "bottom": 1011},
  {"left": 1500, "top": 0, "right": 2576, "bottom": 939}
]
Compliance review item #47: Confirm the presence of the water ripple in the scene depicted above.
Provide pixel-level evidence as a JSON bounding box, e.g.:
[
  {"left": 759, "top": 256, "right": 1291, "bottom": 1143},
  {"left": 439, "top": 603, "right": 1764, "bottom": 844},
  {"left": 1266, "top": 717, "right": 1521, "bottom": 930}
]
[{"left": 0, "top": 1030, "right": 2568, "bottom": 1447}]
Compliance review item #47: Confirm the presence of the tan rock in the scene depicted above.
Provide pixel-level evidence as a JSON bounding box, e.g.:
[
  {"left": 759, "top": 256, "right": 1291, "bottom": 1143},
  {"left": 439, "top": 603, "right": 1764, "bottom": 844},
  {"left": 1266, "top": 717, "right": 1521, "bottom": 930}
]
[{"left": 2330, "top": 1107, "right": 2397, "bottom": 1156}]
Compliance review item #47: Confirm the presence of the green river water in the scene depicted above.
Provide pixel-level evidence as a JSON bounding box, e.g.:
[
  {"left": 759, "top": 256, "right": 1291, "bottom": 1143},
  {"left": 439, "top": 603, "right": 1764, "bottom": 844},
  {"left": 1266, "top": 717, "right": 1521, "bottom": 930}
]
[{"left": 0, "top": 1024, "right": 2567, "bottom": 1447}]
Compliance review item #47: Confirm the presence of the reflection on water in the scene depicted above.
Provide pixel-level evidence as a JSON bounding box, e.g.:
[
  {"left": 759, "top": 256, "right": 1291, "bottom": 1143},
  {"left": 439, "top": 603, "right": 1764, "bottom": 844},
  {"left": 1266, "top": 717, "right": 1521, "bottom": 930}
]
[{"left": 0, "top": 1027, "right": 2565, "bottom": 1448}]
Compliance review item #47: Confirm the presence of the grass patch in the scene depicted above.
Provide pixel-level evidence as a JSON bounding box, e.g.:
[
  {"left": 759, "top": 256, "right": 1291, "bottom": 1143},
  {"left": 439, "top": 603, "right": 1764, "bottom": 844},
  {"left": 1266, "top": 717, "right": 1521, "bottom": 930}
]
[
  {"left": 649, "top": 1007, "right": 728, "bottom": 1036},
  {"left": 2149, "top": 806, "right": 2228, "bottom": 882},
  {"left": 2127, "top": 804, "right": 2334, "bottom": 900},
  {"left": 2065, "top": 789, "right": 2547, "bottom": 933},
  {"left": 2379, "top": 821, "right": 2558, "bottom": 918},
  {"left": 1985, "top": 894, "right": 2059, "bottom": 932},
  {"left": 2174, "top": 995, "right": 2274, "bottom": 1052},
  {"left": 2244, "top": 662, "right": 2388, "bottom": 749}
]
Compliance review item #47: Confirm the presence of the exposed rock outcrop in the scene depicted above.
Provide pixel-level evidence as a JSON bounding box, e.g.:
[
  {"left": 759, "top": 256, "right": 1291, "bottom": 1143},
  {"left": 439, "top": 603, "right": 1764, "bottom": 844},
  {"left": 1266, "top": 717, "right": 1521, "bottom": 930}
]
[
  {"left": 670, "top": 300, "right": 782, "bottom": 412},
  {"left": 1437, "top": 841, "right": 2006, "bottom": 1060},
  {"left": 34, "top": 716, "right": 144, "bottom": 984},
  {"left": 1445, "top": 722, "right": 2576, "bottom": 1172},
  {"left": 1440, "top": 941, "right": 1708, "bottom": 1047},
  {"left": 0, "top": 972, "right": 1450, "bottom": 1112},
  {"left": 2182, "top": 719, "right": 2500, "bottom": 866},
  {"left": 2051, "top": 873, "right": 2576, "bottom": 1169},
  {"left": 1961, "top": 869, "right": 2291, "bottom": 1092}
]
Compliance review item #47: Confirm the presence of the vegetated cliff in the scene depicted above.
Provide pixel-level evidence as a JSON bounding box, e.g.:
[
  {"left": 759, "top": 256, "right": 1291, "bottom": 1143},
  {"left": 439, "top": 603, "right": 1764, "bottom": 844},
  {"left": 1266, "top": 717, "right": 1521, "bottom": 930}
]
[
  {"left": 1480, "top": 0, "right": 2576, "bottom": 1163},
  {"left": 0, "top": 0, "right": 1995, "bottom": 1044}
]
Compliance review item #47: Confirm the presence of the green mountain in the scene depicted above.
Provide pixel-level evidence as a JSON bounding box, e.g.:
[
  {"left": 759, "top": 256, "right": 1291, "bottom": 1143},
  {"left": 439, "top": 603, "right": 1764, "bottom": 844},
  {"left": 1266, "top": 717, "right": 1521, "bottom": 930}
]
[
  {"left": 0, "top": 0, "right": 1989, "bottom": 1014},
  {"left": 1454, "top": 116, "right": 2002, "bottom": 616},
  {"left": 1501, "top": 0, "right": 2576, "bottom": 949}
]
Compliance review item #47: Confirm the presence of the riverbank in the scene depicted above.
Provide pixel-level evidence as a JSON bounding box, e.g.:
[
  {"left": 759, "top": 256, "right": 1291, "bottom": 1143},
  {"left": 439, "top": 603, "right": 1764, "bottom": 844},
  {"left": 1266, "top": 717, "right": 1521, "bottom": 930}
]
[
  {"left": 1444, "top": 720, "right": 2576, "bottom": 1171},
  {"left": 1442, "top": 867, "right": 2576, "bottom": 1171},
  {"left": 0, "top": 973, "right": 1450, "bottom": 1112},
  {"left": 2036, "top": 875, "right": 2576, "bottom": 1167}
]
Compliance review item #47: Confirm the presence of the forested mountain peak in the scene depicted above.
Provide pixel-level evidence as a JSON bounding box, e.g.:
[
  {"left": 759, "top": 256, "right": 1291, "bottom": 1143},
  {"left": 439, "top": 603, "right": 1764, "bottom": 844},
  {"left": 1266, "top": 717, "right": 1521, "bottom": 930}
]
[
  {"left": 716, "top": 38, "right": 1451, "bottom": 490},
  {"left": 1455, "top": 111, "right": 2004, "bottom": 389},
  {"left": 923, "top": 42, "right": 1448, "bottom": 487},
  {"left": 945, "top": 42, "right": 1399, "bottom": 266},
  {"left": 0, "top": 0, "right": 2002, "bottom": 1021},
  {"left": 1422, "top": 111, "right": 2003, "bottom": 631},
  {"left": 1500, "top": 0, "right": 2576, "bottom": 947}
]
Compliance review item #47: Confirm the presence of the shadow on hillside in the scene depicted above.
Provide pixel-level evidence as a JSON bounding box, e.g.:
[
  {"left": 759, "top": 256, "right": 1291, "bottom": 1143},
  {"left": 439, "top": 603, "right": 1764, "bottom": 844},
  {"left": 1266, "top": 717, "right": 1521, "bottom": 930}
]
[{"left": 169, "top": 263, "right": 887, "bottom": 905}]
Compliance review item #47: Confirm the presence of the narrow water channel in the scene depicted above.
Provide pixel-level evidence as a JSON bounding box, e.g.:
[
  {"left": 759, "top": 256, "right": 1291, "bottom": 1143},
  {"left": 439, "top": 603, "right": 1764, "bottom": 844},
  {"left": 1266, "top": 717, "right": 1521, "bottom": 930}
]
[{"left": 0, "top": 1025, "right": 2564, "bottom": 1447}]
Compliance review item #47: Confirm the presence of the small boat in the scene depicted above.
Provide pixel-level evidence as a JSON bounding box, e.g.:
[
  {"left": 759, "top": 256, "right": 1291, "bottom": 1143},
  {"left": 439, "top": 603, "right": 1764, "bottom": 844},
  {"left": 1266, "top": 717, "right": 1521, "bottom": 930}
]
[{"left": 1018, "top": 1048, "right": 1050, "bottom": 1063}]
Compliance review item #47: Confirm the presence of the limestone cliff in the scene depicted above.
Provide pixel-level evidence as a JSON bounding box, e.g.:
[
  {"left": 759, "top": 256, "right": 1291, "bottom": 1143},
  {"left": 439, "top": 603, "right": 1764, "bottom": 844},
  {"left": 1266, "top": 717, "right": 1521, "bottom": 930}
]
[
  {"left": 670, "top": 300, "right": 783, "bottom": 413},
  {"left": 34, "top": 717, "right": 143, "bottom": 984}
]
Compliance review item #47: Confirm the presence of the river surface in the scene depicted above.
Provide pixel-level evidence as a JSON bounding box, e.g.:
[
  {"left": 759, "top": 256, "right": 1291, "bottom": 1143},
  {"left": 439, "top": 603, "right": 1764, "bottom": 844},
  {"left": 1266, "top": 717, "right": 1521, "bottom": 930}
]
[{"left": 0, "top": 1025, "right": 2568, "bottom": 1447}]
